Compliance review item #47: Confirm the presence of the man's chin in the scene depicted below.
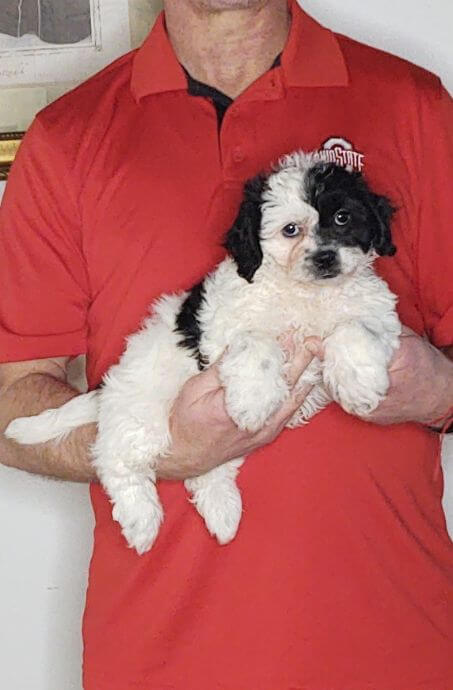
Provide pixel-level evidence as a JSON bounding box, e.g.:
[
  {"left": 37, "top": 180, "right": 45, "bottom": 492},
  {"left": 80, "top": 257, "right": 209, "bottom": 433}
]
[{"left": 191, "top": 0, "right": 266, "bottom": 11}]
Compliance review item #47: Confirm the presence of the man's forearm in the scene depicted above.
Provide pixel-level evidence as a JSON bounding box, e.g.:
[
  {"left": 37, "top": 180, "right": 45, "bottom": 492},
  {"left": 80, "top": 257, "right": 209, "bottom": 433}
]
[{"left": 0, "top": 373, "right": 97, "bottom": 482}]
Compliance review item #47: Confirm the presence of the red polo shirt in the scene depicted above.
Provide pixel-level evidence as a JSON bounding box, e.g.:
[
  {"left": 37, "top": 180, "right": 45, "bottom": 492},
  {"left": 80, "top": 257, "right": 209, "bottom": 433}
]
[{"left": 1, "top": 3, "right": 452, "bottom": 689}]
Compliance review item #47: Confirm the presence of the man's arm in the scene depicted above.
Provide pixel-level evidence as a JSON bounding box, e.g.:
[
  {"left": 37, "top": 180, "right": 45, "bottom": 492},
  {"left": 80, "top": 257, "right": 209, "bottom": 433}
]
[
  {"left": 0, "top": 358, "right": 97, "bottom": 481},
  {"left": 362, "top": 329, "right": 453, "bottom": 427},
  {"left": 0, "top": 342, "right": 318, "bottom": 482}
]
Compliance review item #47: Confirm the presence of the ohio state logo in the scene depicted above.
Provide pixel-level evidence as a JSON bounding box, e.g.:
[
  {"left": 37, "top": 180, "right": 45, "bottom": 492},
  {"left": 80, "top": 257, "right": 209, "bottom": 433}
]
[{"left": 314, "top": 137, "right": 365, "bottom": 173}]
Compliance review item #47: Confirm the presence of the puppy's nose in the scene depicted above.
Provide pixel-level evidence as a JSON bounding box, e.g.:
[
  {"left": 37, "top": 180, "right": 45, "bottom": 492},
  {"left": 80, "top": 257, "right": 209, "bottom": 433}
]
[{"left": 312, "top": 250, "right": 336, "bottom": 268}]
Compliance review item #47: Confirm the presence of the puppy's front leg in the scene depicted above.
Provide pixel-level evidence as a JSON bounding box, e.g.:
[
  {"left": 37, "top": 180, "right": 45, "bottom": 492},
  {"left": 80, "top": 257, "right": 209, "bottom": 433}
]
[
  {"left": 218, "top": 332, "right": 289, "bottom": 433},
  {"left": 323, "top": 322, "right": 394, "bottom": 417},
  {"left": 187, "top": 333, "right": 288, "bottom": 544}
]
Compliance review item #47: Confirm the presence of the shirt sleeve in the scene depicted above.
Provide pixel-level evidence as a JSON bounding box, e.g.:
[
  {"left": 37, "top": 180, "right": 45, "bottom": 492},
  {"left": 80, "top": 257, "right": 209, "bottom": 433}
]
[
  {"left": 0, "top": 116, "right": 90, "bottom": 363},
  {"left": 416, "top": 80, "right": 453, "bottom": 348}
]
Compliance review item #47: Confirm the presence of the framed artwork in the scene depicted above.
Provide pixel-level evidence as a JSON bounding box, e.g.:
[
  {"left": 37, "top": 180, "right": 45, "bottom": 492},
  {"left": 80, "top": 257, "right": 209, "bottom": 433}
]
[
  {"left": 0, "top": 0, "right": 130, "bottom": 85},
  {"left": 0, "top": 131, "right": 24, "bottom": 181},
  {"left": 0, "top": 1, "right": 100, "bottom": 53}
]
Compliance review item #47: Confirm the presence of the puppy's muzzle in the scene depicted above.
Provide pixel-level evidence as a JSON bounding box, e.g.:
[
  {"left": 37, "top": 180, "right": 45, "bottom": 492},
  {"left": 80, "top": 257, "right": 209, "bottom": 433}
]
[{"left": 311, "top": 249, "right": 340, "bottom": 278}]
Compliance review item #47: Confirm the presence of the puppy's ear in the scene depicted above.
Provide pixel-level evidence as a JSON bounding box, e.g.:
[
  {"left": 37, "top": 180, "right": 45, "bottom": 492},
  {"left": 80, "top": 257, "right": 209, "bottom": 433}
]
[
  {"left": 369, "top": 194, "right": 397, "bottom": 257},
  {"left": 224, "top": 175, "right": 266, "bottom": 282},
  {"left": 306, "top": 163, "right": 337, "bottom": 204}
]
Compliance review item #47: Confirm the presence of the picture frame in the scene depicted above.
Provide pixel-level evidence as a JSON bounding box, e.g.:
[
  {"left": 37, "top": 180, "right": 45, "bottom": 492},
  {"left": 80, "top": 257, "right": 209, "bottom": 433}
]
[
  {"left": 0, "top": 132, "right": 24, "bottom": 181},
  {"left": 0, "top": 0, "right": 102, "bottom": 58},
  {"left": 0, "top": 0, "right": 130, "bottom": 87}
]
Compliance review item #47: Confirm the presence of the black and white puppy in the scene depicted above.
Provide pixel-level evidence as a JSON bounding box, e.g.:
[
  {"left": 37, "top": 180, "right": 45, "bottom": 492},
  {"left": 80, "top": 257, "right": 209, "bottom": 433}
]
[{"left": 6, "top": 151, "right": 401, "bottom": 554}]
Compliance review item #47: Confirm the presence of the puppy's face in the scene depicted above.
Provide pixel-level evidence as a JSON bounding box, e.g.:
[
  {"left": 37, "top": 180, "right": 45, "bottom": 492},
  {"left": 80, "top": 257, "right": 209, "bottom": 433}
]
[{"left": 225, "top": 152, "right": 396, "bottom": 283}]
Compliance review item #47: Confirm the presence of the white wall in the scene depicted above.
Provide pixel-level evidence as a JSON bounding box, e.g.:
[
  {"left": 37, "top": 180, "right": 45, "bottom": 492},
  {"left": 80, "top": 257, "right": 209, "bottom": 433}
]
[
  {"left": 302, "top": 0, "right": 453, "bottom": 94},
  {"left": 0, "top": 2, "right": 452, "bottom": 689}
]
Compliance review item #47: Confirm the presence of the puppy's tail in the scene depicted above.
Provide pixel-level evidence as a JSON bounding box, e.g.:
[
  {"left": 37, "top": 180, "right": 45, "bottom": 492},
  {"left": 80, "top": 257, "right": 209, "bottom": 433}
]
[{"left": 4, "top": 390, "right": 99, "bottom": 445}]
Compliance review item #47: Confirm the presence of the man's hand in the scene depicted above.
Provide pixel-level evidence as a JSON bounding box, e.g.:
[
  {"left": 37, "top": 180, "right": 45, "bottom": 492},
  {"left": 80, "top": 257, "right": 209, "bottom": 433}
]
[
  {"left": 157, "top": 340, "right": 318, "bottom": 480},
  {"left": 363, "top": 327, "right": 453, "bottom": 426}
]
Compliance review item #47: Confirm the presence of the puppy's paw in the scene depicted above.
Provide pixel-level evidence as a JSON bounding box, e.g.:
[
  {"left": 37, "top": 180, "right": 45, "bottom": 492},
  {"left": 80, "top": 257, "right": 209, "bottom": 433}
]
[
  {"left": 188, "top": 479, "right": 243, "bottom": 545},
  {"left": 224, "top": 387, "right": 287, "bottom": 432},
  {"left": 323, "top": 323, "right": 391, "bottom": 418},
  {"left": 324, "top": 360, "right": 389, "bottom": 417},
  {"left": 338, "top": 368, "right": 389, "bottom": 417},
  {"left": 334, "top": 383, "right": 384, "bottom": 417},
  {"left": 110, "top": 481, "right": 163, "bottom": 554}
]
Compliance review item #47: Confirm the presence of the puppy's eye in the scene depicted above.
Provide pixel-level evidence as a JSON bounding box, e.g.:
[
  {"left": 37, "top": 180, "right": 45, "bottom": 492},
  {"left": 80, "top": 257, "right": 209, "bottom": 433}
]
[
  {"left": 334, "top": 210, "right": 351, "bottom": 226},
  {"left": 282, "top": 223, "right": 301, "bottom": 238}
]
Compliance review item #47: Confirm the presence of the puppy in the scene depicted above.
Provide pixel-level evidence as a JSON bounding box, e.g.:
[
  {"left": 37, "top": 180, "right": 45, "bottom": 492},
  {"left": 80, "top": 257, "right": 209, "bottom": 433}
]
[{"left": 5, "top": 151, "right": 401, "bottom": 554}]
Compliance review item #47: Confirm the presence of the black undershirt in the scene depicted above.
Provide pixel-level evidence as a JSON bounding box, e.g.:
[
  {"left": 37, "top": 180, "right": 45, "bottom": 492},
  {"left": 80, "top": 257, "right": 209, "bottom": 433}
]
[{"left": 184, "top": 54, "right": 281, "bottom": 130}]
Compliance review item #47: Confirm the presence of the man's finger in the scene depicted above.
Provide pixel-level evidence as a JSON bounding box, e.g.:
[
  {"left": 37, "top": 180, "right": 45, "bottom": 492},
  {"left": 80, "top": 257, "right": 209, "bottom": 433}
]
[
  {"left": 178, "top": 363, "right": 224, "bottom": 402},
  {"left": 202, "top": 363, "right": 223, "bottom": 388},
  {"left": 305, "top": 336, "right": 324, "bottom": 359},
  {"left": 283, "top": 342, "right": 315, "bottom": 388}
]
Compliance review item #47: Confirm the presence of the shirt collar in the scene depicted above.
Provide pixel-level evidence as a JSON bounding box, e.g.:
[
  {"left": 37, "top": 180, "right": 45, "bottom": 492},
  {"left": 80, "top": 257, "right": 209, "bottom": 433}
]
[
  {"left": 131, "top": 0, "right": 349, "bottom": 102},
  {"left": 282, "top": 0, "right": 349, "bottom": 88}
]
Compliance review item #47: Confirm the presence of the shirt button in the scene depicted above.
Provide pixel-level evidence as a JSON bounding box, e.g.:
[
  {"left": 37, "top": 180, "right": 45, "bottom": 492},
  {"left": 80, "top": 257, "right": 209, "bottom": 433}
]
[{"left": 233, "top": 146, "right": 245, "bottom": 163}]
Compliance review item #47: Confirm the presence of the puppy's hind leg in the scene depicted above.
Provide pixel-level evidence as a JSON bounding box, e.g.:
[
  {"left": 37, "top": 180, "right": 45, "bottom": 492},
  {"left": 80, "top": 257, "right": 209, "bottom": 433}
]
[
  {"left": 5, "top": 390, "right": 99, "bottom": 445},
  {"left": 185, "top": 458, "right": 244, "bottom": 545},
  {"left": 92, "top": 409, "right": 170, "bottom": 554},
  {"left": 101, "top": 467, "right": 164, "bottom": 555}
]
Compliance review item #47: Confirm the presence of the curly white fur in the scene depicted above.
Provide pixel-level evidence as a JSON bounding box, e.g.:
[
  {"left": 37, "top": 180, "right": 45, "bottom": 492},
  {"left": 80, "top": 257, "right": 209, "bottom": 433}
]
[{"left": 5, "top": 151, "right": 401, "bottom": 554}]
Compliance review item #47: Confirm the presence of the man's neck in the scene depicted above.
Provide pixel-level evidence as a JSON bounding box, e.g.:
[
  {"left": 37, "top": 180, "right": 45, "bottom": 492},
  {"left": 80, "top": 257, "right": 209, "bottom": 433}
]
[{"left": 164, "top": 1, "right": 290, "bottom": 98}]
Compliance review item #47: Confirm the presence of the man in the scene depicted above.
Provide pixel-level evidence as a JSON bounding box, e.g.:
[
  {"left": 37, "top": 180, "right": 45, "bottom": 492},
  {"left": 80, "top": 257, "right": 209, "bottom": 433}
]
[{"left": 0, "top": 1, "right": 452, "bottom": 688}]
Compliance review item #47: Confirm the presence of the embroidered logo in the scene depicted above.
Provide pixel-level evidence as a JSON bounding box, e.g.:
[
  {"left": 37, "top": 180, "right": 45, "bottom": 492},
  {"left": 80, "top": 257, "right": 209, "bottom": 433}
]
[{"left": 314, "top": 137, "right": 365, "bottom": 173}]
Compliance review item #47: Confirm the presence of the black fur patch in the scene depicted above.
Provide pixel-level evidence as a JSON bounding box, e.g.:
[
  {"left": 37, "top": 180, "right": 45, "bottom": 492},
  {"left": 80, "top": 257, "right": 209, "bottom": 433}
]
[
  {"left": 175, "top": 281, "right": 208, "bottom": 370},
  {"left": 224, "top": 175, "right": 267, "bottom": 282},
  {"left": 305, "top": 163, "right": 396, "bottom": 257}
]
